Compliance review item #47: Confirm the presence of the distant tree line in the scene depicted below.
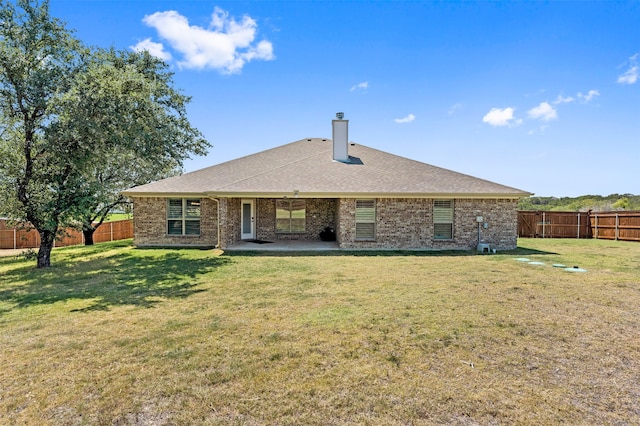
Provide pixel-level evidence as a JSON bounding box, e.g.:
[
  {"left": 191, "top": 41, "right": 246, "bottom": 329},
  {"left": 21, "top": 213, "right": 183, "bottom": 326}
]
[{"left": 518, "top": 194, "right": 640, "bottom": 212}]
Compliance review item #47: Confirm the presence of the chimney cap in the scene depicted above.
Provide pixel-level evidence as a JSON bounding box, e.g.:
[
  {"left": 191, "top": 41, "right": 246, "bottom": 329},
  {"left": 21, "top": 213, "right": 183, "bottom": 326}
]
[{"left": 336, "top": 112, "right": 344, "bottom": 120}]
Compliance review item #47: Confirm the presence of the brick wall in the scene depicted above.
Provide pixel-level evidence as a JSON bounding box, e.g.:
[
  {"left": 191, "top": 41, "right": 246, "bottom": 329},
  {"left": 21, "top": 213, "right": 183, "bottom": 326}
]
[
  {"left": 131, "top": 196, "right": 518, "bottom": 250},
  {"left": 220, "top": 198, "right": 241, "bottom": 247},
  {"left": 338, "top": 198, "right": 518, "bottom": 250},
  {"left": 454, "top": 198, "right": 518, "bottom": 250},
  {"left": 132, "top": 197, "right": 217, "bottom": 247}
]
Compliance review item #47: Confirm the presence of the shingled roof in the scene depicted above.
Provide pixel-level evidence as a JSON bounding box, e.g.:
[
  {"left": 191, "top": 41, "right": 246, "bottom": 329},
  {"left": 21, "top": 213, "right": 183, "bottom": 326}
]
[
  {"left": 123, "top": 138, "right": 531, "bottom": 198},
  {"left": 122, "top": 138, "right": 530, "bottom": 199}
]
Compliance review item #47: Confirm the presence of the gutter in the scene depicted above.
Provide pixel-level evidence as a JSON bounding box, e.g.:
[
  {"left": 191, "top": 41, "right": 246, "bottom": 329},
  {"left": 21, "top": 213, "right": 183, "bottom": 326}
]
[
  {"left": 205, "top": 191, "right": 532, "bottom": 200},
  {"left": 208, "top": 197, "right": 221, "bottom": 249}
]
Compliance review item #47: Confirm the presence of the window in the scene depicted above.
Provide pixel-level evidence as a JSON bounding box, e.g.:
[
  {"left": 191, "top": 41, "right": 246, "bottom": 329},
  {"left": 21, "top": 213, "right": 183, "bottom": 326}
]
[
  {"left": 276, "top": 199, "right": 306, "bottom": 233},
  {"left": 355, "top": 199, "right": 376, "bottom": 240},
  {"left": 433, "top": 200, "right": 453, "bottom": 239},
  {"left": 167, "top": 199, "right": 201, "bottom": 235}
]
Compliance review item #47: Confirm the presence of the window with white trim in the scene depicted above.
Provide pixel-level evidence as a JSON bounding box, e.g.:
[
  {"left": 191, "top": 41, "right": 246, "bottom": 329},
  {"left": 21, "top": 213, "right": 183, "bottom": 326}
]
[
  {"left": 167, "top": 199, "right": 201, "bottom": 235},
  {"left": 276, "top": 199, "right": 306, "bottom": 233},
  {"left": 433, "top": 200, "right": 453, "bottom": 239},
  {"left": 355, "top": 199, "right": 376, "bottom": 240}
]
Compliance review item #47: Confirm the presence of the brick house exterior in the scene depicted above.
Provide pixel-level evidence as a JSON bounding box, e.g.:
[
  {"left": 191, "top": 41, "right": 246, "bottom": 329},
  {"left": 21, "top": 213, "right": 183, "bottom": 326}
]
[
  {"left": 123, "top": 115, "right": 529, "bottom": 251},
  {"left": 130, "top": 196, "right": 518, "bottom": 250}
]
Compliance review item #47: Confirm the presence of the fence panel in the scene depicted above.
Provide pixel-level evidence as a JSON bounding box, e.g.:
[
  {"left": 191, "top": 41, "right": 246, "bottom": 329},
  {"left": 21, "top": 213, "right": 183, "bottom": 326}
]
[
  {"left": 93, "top": 220, "right": 133, "bottom": 243},
  {"left": 56, "top": 230, "right": 84, "bottom": 247},
  {"left": 590, "top": 212, "right": 640, "bottom": 241},
  {"left": 0, "top": 221, "right": 13, "bottom": 249},
  {"left": 0, "top": 221, "right": 40, "bottom": 249},
  {"left": 0, "top": 219, "right": 133, "bottom": 249},
  {"left": 518, "top": 211, "right": 591, "bottom": 239},
  {"left": 519, "top": 211, "right": 640, "bottom": 242}
]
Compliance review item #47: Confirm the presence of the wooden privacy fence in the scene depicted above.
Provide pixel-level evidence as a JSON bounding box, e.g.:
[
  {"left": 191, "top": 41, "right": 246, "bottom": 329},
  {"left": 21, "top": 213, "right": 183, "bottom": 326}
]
[
  {"left": 518, "top": 211, "right": 592, "bottom": 239},
  {"left": 590, "top": 211, "right": 640, "bottom": 242},
  {"left": 518, "top": 211, "right": 640, "bottom": 242},
  {"left": 0, "top": 219, "right": 133, "bottom": 250}
]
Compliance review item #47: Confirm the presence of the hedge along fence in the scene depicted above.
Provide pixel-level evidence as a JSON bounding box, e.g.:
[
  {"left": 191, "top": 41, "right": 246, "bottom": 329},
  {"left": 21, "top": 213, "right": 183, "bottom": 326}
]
[
  {"left": 518, "top": 211, "right": 640, "bottom": 242},
  {"left": 0, "top": 219, "right": 133, "bottom": 250}
]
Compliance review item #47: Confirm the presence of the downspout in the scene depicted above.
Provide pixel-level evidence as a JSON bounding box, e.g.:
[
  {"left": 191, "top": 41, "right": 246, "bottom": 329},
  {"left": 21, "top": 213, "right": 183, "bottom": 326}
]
[{"left": 209, "top": 197, "right": 221, "bottom": 249}]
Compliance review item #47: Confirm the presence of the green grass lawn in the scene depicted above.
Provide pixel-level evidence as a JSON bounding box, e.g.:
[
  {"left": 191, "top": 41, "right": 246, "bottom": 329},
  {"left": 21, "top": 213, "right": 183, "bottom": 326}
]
[
  {"left": 1, "top": 238, "right": 639, "bottom": 424},
  {"left": 103, "top": 213, "right": 132, "bottom": 222}
]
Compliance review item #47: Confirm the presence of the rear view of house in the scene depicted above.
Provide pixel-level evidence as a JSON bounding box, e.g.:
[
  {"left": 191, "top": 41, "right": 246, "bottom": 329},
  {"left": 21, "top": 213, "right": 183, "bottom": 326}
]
[{"left": 122, "top": 114, "right": 530, "bottom": 251}]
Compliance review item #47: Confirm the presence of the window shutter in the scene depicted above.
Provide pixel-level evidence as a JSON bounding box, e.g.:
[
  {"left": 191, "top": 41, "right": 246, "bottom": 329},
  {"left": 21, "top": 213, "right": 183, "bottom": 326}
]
[
  {"left": 167, "top": 199, "right": 201, "bottom": 235},
  {"left": 434, "top": 223, "right": 453, "bottom": 239},
  {"left": 168, "top": 199, "right": 183, "bottom": 219},
  {"left": 184, "top": 220, "right": 201, "bottom": 235},
  {"left": 433, "top": 207, "right": 453, "bottom": 223},
  {"left": 185, "top": 199, "right": 201, "bottom": 218},
  {"left": 355, "top": 200, "right": 375, "bottom": 221},
  {"left": 355, "top": 199, "right": 376, "bottom": 240},
  {"left": 356, "top": 223, "right": 375, "bottom": 240},
  {"left": 433, "top": 200, "right": 453, "bottom": 239}
]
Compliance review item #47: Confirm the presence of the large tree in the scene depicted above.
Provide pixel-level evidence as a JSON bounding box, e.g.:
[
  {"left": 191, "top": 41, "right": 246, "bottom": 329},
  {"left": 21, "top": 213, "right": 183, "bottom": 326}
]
[
  {"left": 54, "top": 48, "right": 207, "bottom": 246},
  {"left": 0, "top": 0, "right": 209, "bottom": 266}
]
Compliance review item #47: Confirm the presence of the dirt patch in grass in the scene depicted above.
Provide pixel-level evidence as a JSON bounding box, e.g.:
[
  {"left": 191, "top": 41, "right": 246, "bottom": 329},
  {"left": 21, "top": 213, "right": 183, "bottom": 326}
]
[
  {"left": 0, "top": 249, "right": 30, "bottom": 258},
  {"left": 1, "top": 238, "right": 639, "bottom": 424}
]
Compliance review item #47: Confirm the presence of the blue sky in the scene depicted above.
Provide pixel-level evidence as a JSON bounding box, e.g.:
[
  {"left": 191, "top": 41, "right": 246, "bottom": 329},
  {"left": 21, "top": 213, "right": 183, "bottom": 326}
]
[{"left": 49, "top": 1, "right": 639, "bottom": 197}]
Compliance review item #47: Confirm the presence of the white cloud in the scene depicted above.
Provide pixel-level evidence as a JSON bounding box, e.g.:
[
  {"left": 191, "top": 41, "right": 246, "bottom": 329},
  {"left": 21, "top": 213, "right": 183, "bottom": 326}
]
[
  {"left": 394, "top": 114, "right": 415, "bottom": 124},
  {"left": 131, "top": 38, "right": 173, "bottom": 61},
  {"left": 552, "top": 94, "right": 574, "bottom": 105},
  {"left": 578, "top": 89, "right": 600, "bottom": 103},
  {"left": 350, "top": 82, "right": 368, "bottom": 92},
  {"left": 448, "top": 103, "right": 463, "bottom": 115},
  {"left": 618, "top": 54, "right": 638, "bottom": 84},
  {"left": 618, "top": 67, "right": 638, "bottom": 84},
  {"left": 482, "top": 107, "right": 521, "bottom": 127},
  {"left": 528, "top": 102, "right": 558, "bottom": 122},
  {"left": 139, "top": 7, "right": 274, "bottom": 73}
]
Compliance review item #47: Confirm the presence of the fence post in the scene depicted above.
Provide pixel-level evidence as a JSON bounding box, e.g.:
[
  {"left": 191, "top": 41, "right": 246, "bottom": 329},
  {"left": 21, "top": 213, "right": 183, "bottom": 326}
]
[
  {"left": 595, "top": 214, "right": 598, "bottom": 239},
  {"left": 14, "top": 228, "right": 17, "bottom": 250},
  {"left": 615, "top": 213, "right": 619, "bottom": 241},
  {"left": 110, "top": 222, "right": 114, "bottom": 242},
  {"left": 577, "top": 212, "right": 580, "bottom": 238},
  {"left": 542, "top": 211, "right": 546, "bottom": 238}
]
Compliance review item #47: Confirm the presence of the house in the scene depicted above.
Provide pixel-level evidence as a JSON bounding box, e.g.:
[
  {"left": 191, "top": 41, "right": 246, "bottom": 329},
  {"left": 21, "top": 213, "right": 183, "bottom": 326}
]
[{"left": 122, "top": 113, "right": 531, "bottom": 251}]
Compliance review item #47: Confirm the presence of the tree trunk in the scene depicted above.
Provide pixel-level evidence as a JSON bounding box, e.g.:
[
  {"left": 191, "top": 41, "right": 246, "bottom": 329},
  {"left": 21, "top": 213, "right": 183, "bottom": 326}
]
[
  {"left": 83, "top": 228, "right": 95, "bottom": 246},
  {"left": 37, "top": 230, "right": 56, "bottom": 268}
]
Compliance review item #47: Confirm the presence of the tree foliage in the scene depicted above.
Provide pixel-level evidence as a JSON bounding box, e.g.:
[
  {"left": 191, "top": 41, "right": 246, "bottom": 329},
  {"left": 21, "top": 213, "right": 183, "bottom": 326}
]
[
  {"left": 56, "top": 48, "right": 208, "bottom": 245},
  {"left": 518, "top": 194, "right": 640, "bottom": 212},
  {"left": 0, "top": 0, "right": 209, "bottom": 266}
]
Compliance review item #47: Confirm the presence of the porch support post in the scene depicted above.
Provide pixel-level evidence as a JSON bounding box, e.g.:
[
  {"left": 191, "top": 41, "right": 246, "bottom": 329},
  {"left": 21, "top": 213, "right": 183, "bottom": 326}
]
[{"left": 218, "top": 198, "right": 228, "bottom": 249}]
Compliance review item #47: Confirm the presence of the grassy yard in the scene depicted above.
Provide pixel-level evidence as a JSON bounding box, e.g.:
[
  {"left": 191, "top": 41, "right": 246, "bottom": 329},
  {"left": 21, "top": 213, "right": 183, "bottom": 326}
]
[
  {"left": 104, "top": 213, "right": 132, "bottom": 222},
  {"left": 1, "top": 239, "right": 639, "bottom": 425}
]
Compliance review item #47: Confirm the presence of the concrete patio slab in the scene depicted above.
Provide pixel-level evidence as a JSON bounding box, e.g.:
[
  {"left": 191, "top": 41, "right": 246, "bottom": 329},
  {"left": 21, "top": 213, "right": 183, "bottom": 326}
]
[{"left": 225, "top": 240, "right": 340, "bottom": 251}]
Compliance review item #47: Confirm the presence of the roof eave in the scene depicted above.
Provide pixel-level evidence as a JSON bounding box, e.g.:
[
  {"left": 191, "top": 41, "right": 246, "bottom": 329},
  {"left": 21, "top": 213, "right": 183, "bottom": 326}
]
[
  {"left": 122, "top": 190, "right": 531, "bottom": 199},
  {"left": 204, "top": 191, "right": 532, "bottom": 199},
  {"left": 121, "top": 191, "right": 209, "bottom": 198}
]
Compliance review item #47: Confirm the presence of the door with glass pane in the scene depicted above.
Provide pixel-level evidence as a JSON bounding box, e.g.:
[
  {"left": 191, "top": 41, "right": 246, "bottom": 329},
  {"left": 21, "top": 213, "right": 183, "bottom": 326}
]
[{"left": 241, "top": 199, "right": 255, "bottom": 240}]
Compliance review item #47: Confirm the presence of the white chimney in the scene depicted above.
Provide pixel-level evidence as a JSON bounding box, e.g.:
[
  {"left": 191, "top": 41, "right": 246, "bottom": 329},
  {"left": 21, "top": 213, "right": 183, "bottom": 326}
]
[{"left": 332, "top": 112, "right": 349, "bottom": 162}]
